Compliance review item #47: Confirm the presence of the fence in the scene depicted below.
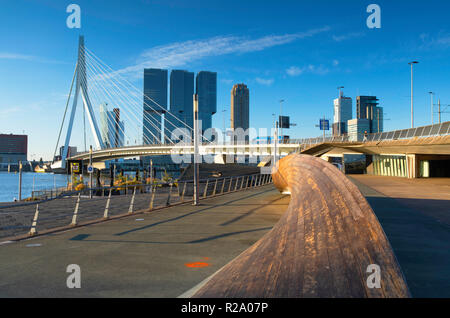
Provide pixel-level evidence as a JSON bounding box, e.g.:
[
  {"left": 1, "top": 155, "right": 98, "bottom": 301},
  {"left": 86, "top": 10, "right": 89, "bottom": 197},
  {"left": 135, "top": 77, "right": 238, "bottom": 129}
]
[{"left": 0, "top": 172, "right": 273, "bottom": 240}]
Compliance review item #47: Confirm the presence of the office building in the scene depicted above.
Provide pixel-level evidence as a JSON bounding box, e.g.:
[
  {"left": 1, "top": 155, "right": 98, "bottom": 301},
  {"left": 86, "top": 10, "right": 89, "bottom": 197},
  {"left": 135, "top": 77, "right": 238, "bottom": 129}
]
[
  {"left": 196, "top": 71, "right": 217, "bottom": 133},
  {"left": 231, "top": 83, "right": 250, "bottom": 143},
  {"left": 0, "top": 134, "right": 27, "bottom": 163},
  {"left": 143, "top": 68, "right": 168, "bottom": 144},
  {"left": 167, "top": 70, "right": 194, "bottom": 141},
  {"left": 333, "top": 91, "right": 352, "bottom": 136},
  {"left": 347, "top": 118, "right": 371, "bottom": 141},
  {"left": 100, "top": 103, "right": 125, "bottom": 148},
  {"left": 356, "top": 96, "right": 383, "bottom": 133}
]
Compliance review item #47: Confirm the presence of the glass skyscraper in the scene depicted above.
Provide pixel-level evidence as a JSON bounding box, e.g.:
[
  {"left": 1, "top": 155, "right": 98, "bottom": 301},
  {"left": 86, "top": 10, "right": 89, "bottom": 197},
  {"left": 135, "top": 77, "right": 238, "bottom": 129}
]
[
  {"left": 196, "top": 71, "right": 217, "bottom": 133},
  {"left": 167, "top": 70, "right": 194, "bottom": 141},
  {"left": 99, "top": 103, "right": 125, "bottom": 148},
  {"left": 143, "top": 68, "right": 167, "bottom": 144}
]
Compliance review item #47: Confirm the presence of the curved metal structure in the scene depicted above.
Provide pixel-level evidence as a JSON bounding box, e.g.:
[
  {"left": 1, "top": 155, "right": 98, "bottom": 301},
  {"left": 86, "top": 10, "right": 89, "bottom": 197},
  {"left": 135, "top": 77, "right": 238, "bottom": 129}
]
[{"left": 192, "top": 153, "right": 410, "bottom": 297}]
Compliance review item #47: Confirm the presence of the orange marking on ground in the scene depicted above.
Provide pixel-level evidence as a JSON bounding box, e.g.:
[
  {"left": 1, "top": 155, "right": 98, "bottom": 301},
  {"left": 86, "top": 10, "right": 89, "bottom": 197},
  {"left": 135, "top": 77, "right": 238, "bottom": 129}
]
[{"left": 185, "top": 261, "right": 210, "bottom": 268}]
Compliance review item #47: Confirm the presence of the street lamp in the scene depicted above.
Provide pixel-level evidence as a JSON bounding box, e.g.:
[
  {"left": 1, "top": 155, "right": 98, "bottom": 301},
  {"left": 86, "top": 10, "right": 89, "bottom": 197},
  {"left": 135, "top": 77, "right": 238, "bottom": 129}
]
[
  {"left": 428, "top": 91, "right": 434, "bottom": 125},
  {"left": 408, "top": 61, "right": 419, "bottom": 128},
  {"left": 279, "top": 99, "right": 284, "bottom": 142},
  {"left": 337, "top": 86, "right": 344, "bottom": 135}
]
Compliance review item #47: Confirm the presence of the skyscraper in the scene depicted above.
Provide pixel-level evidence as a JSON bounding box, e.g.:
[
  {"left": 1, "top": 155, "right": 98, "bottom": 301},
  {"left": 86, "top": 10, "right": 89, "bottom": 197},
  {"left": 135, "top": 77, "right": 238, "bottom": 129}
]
[
  {"left": 167, "top": 70, "right": 194, "bottom": 141},
  {"left": 100, "top": 103, "right": 124, "bottom": 148},
  {"left": 231, "top": 84, "right": 250, "bottom": 143},
  {"left": 196, "top": 71, "right": 217, "bottom": 133},
  {"left": 333, "top": 91, "right": 352, "bottom": 136},
  {"left": 356, "top": 96, "right": 383, "bottom": 133},
  {"left": 143, "top": 68, "right": 168, "bottom": 144}
]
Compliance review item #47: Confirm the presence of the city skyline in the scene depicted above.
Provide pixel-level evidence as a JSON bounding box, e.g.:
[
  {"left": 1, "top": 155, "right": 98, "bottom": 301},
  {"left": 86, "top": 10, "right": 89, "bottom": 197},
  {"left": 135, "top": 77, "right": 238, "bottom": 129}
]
[{"left": 1, "top": 0, "right": 450, "bottom": 160}]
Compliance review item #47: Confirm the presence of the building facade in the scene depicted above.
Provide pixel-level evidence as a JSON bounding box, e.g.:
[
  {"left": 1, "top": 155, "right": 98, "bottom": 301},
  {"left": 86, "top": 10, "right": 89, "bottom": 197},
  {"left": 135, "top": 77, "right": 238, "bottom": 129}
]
[
  {"left": 230, "top": 84, "right": 250, "bottom": 143},
  {"left": 0, "top": 134, "right": 27, "bottom": 163},
  {"left": 143, "top": 68, "right": 168, "bottom": 144},
  {"left": 356, "top": 96, "right": 383, "bottom": 133},
  {"left": 347, "top": 118, "right": 370, "bottom": 142},
  {"left": 100, "top": 103, "right": 125, "bottom": 148},
  {"left": 333, "top": 92, "right": 352, "bottom": 136},
  {"left": 196, "top": 71, "right": 217, "bottom": 133},
  {"left": 167, "top": 70, "right": 194, "bottom": 141}
]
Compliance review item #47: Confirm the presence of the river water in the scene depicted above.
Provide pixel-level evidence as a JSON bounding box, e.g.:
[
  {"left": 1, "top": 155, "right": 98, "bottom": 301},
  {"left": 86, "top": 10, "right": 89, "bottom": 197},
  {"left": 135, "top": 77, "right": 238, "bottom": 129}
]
[{"left": 0, "top": 172, "right": 69, "bottom": 202}]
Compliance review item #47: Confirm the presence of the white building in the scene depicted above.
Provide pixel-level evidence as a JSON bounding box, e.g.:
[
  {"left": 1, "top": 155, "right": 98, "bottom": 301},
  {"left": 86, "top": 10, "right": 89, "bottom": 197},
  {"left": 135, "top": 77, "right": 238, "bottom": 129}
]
[
  {"left": 333, "top": 91, "right": 352, "bottom": 135},
  {"left": 347, "top": 118, "right": 370, "bottom": 142},
  {"left": 100, "top": 103, "right": 125, "bottom": 148}
]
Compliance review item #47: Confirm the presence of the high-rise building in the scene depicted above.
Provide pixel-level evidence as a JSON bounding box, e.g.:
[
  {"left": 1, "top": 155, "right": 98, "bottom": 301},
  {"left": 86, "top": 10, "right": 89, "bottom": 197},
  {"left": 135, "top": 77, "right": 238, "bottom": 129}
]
[
  {"left": 100, "top": 103, "right": 125, "bottom": 148},
  {"left": 356, "top": 96, "right": 383, "bottom": 133},
  {"left": 167, "top": 70, "right": 194, "bottom": 141},
  {"left": 0, "top": 134, "right": 27, "bottom": 163},
  {"left": 347, "top": 118, "right": 370, "bottom": 141},
  {"left": 231, "top": 84, "right": 250, "bottom": 143},
  {"left": 196, "top": 71, "right": 217, "bottom": 133},
  {"left": 333, "top": 91, "right": 352, "bottom": 136},
  {"left": 143, "top": 68, "right": 167, "bottom": 144}
]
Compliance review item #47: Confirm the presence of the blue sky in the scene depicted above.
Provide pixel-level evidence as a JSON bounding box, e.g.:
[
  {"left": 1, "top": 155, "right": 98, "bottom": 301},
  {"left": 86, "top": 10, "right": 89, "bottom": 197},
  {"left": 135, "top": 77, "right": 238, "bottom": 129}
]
[{"left": 1, "top": 0, "right": 450, "bottom": 160}]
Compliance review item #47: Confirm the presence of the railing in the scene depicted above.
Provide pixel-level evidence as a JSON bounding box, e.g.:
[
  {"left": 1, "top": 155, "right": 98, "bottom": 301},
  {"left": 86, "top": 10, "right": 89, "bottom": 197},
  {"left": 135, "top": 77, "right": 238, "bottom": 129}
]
[
  {"left": 0, "top": 173, "right": 273, "bottom": 240},
  {"left": 366, "top": 120, "right": 450, "bottom": 142}
]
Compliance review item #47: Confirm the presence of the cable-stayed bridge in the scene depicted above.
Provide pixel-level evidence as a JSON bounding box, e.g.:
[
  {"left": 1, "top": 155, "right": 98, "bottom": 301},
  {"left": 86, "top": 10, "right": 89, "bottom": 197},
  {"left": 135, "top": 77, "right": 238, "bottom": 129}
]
[
  {"left": 51, "top": 36, "right": 450, "bottom": 171},
  {"left": 50, "top": 35, "right": 302, "bottom": 169}
]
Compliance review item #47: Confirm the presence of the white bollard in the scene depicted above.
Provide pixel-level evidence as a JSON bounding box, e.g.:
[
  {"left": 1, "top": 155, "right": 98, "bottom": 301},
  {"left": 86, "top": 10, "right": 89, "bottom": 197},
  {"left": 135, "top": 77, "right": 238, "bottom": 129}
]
[
  {"left": 128, "top": 187, "right": 136, "bottom": 214},
  {"left": 103, "top": 188, "right": 112, "bottom": 219},
  {"left": 29, "top": 204, "right": 39, "bottom": 236},
  {"left": 71, "top": 192, "right": 81, "bottom": 226}
]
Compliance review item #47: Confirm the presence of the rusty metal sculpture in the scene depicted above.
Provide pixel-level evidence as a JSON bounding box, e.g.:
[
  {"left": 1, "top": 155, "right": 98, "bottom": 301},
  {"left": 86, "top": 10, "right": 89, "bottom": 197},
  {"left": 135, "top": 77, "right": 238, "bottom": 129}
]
[{"left": 192, "top": 154, "right": 410, "bottom": 297}]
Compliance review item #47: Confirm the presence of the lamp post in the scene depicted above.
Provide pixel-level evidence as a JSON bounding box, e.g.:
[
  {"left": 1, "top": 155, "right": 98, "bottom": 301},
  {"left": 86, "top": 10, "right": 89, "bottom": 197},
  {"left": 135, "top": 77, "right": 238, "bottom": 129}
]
[
  {"left": 279, "top": 99, "right": 284, "bottom": 143},
  {"left": 222, "top": 106, "right": 227, "bottom": 145},
  {"left": 337, "top": 86, "right": 344, "bottom": 135},
  {"left": 428, "top": 91, "right": 434, "bottom": 125},
  {"left": 193, "top": 94, "right": 200, "bottom": 206},
  {"left": 408, "top": 61, "right": 419, "bottom": 128}
]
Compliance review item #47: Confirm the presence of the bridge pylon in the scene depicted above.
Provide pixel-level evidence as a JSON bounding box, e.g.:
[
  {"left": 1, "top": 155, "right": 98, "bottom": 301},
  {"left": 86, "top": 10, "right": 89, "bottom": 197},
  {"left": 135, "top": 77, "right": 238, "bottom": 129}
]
[{"left": 58, "top": 35, "right": 105, "bottom": 169}]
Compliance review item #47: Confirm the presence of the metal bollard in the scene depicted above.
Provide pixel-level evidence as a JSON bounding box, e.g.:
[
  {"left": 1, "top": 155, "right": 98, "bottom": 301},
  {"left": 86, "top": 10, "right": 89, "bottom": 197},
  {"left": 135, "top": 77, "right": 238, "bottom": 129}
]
[
  {"left": 149, "top": 185, "right": 157, "bottom": 210},
  {"left": 234, "top": 176, "right": 240, "bottom": 191},
  {"left": 166, "top": 183, "right": 173, "bottom": 206},
  {"left": 128, "top": 186, "right": 136, "bottom": 214},
  {"left": 220, "top": 178, "right": 226, "bottom": 194},
  {"left": 181, "top": 182, "right": 187, "bottom": 202},
  {"left": 103, "top": 188, "right": 112, "bottom": 219},
  {"left": 29, "top": 204, "right": 39, "bottom": 236},
  {"left": 228, "top": 177, "right": 233, "bottom": 192},
  {"left": 71, "top": 192, "right": 81, "bottom": 226},
  {"left": 245, "top": 175, "right": 250, "bottom": 189},
  {"left": 240, "top": 176, "right": 245, "bottom": 190},
  {"left": 212, "top": 178, "right": 218, "bottom": 196},
  {"left": 203, "top": 179, "right": 209, "bottom": 198}
]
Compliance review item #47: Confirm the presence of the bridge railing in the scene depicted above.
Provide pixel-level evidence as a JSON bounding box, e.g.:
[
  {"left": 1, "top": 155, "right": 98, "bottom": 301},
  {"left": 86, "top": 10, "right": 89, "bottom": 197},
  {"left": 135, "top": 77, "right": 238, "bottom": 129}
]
[
  {"left": 0, "top": 172, "right": 273, "bottom": 240},
  {"left": 366, "top": 120, "right": 450, "bottom": 142}
]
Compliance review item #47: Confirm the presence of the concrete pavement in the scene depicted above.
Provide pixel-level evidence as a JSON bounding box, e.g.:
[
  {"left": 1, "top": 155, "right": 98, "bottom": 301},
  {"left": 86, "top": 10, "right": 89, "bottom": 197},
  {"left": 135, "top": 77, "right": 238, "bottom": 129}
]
[
  {"left": 0, "top": 184, "right": 288, "bottom": 297},
  {"left": 349, "top": 175, "right": 450, "bottom": 297}
]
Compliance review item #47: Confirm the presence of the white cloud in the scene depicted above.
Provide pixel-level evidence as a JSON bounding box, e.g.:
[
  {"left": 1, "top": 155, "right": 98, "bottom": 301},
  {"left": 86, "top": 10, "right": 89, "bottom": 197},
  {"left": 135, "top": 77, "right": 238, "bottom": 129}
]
[
  {"left": 255, "top": 77, "right": 274, "bottom": 86},
  {"left": 114, "top": 26, "right": 330, "bottom": 78},
  {"left": 286, "top": 66, "right": 303, "bottom": 76},
  {"left": 333, "top": 59, "right": 339, "bottom": 66},
  {"left": 286, "top": 64, "right": 330, "bottom": 76},
  {"left": 0, "top": 53, "right": 35, "bottom": 61},
  {"left": 332, "top": 32, "right": 364, "bottom": 42},
  {"left": 0, "top": 52, "right": 65, "bottom": 64}
]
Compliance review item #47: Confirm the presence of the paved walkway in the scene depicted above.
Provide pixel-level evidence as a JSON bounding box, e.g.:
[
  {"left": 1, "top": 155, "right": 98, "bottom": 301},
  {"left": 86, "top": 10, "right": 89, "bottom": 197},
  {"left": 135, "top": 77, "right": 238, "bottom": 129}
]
[
  {"left": 0, "top": 184, "right": 288, "bottom": 297},
  {"left": 349, "top": 175, "right": 450, "bottom": 297}
]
